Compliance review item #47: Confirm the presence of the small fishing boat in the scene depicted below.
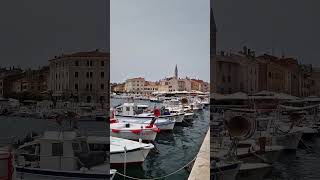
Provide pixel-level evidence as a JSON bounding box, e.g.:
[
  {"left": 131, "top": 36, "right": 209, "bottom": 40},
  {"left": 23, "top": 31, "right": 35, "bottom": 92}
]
[
  {"left": 14, "top": 131, "right": 115, "bottom": 179},
  {"left": 87, "top": 136, "right": 154, "bottom": 166},
  {"left": 211, "top": 160, "right": 241, "bottom": 180},
  {"left": 115, "top": 103, "right": 182, "bottom": 123},
  {"left": 110, "top": 121, "right": 160, "bottom": 141},
  {"left": 116, "top": 117, "right": 175, "bottom": 131},
  {"left": 236, "top": 163, "right": 272, "bottom": 180}
]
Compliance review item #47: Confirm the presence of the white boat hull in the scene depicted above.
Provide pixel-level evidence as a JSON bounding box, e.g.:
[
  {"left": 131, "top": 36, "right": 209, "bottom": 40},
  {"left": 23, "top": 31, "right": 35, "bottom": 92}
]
[
  {"left": 272, "top": 131, "right": 302, "bottom": 150},
  {"left": 184, "top": 113, "right": 194, "bottom": 120},
  {"left": 173, "top": 114, "right": 184, "bottom": 123},
  {"left": 212, "top": 162, "right": 240, "bottom": 180},
  {"left": 110, "top": 148, "right": 151, "bottom": 165},
  {"left": 116, "top": 117, "right": 175, "bottom": 131},
  {"left": 236, "top": 163, "right": 271, "bottom": 180},
  {"left": 111, "top": 129, "right": 158, "bottom": 141},
  {"left": 15, "top": 166, "right": 113, "bottom": 180}
]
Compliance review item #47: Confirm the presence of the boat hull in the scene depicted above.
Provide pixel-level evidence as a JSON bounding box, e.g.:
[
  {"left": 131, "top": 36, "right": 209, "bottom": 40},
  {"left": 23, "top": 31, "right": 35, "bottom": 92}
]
[
  {"left": 16, "top": 166, "right": 113, "bottom": 180},
  {"left": 212, "top": 162, "right": 240, "bottom": 180},
  {"left": 236, "top": 163, "right": 271, "bottom": 180},
  {"left": 110, "top": 148, "right": 151, "bottom": 166},
  {"left": 273, "top": 131, "right": 302, "bottom": 150},
  {"left": 111, "top": 129, "right": 157, "bottom": 141},
  {"left": 116, "top": 117, "right": 175, "bottom": 131}
]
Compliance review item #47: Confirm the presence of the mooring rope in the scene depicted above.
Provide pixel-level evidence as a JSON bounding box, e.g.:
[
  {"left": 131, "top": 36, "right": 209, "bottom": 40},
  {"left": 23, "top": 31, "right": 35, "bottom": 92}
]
[{"left": 115, "top": 155, "right": 197, "bottom": 180}]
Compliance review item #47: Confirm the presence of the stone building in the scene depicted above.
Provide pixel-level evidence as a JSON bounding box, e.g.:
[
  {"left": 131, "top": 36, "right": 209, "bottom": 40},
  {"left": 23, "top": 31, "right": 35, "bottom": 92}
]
[
  {"left": 124, "top": 77, "right": 146, "bottom": 94},
  {"left": 214, "top": 48, "right": 259, "bottom": 94},
  {"left": 48, "top": 50, "right": 109, "bottom": 103},
  {"left": 112, "top": 83, "right": 125, "bottom": 93}
]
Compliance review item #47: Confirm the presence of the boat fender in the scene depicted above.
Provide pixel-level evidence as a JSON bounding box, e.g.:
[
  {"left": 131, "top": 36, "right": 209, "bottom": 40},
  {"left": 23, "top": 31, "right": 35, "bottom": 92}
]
[
  {"left": 131, "top": 129, "right": 141, "bottom": 134},
  {"left": 110, "top": 118, "right": 117, "bottom": 123},
  {"left": 152, "top": 128, "right": 160, "bottom": 133},
  {"left": 112, "top": 129, "right": 120, "bottom": 133},
  {"left": 8, "top": 152, "right": 14, "bottom": 180}
]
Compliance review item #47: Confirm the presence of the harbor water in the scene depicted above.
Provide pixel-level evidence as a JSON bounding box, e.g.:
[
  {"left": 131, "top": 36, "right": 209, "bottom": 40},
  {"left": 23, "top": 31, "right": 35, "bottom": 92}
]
[
  {"left": 271, "top": 137, "right": 320, "bottom": 179},
  {"left": 111, "top": 98, "right": 210, "bottom": 180},
  {"left": 0, "top": 98, "right": 209, "bottom": 180}
]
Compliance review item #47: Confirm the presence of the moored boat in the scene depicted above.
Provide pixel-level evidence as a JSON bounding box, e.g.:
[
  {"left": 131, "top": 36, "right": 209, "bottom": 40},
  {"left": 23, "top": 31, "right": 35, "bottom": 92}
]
[
  {"left": 14, "top": 131, "right": 115, "bottom": 179},
  {"left": 110, "top": 121, "right": 159, "bottom": 141}
]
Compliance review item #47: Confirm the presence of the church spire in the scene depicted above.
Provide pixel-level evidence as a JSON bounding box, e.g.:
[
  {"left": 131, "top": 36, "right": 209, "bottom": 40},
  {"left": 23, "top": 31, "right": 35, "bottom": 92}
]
[{"left": 174, "top": 65, "right": 178, "bottom": 79}]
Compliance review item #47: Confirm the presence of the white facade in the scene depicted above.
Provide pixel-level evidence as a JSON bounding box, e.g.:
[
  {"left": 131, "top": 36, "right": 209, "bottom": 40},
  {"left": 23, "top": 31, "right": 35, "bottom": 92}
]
[{"left": 124, "top": 78, "right": 146, "bottom": 94}]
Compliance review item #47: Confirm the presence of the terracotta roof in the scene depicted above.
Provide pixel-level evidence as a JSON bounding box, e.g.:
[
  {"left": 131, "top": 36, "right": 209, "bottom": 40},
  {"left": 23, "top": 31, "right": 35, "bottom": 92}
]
[
  {"left": 50, "top": 50, "right": 109, "bottom": 60},
  {"left": 64, "top": 50, "right": 108, "bottom": 57}
]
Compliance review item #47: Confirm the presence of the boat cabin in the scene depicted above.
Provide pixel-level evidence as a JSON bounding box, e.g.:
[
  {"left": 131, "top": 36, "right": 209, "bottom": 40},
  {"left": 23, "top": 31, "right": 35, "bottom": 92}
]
[
  {"left": 16, "top": 131, "right": 105, "bottom": 171},
  {"left": 116, "top": 103, "right": 149, "bottom": 116}
]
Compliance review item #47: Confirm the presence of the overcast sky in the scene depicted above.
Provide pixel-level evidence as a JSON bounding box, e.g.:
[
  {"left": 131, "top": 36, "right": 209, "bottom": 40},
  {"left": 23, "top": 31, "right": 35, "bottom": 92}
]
[
  {"left": 0, "top": 0, "right": 108, "bottom": 69},
  {"left": 111, "top": 0, "right": 210, "bottom": 83},
  {"left": 212, "top": 0, "right": 320, "bottom": 66}
]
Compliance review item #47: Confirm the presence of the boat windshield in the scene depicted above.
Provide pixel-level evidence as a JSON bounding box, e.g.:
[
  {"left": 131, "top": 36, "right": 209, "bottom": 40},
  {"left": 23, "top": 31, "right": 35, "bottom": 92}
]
[{"left": 81, "top": 141, "right": 89, "bottom": 153}]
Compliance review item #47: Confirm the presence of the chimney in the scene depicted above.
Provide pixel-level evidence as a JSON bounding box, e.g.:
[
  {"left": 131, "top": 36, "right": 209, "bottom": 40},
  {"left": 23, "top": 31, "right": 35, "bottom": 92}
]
[{"left": 243, "top": 46, "right": 247, "bottom": 55}]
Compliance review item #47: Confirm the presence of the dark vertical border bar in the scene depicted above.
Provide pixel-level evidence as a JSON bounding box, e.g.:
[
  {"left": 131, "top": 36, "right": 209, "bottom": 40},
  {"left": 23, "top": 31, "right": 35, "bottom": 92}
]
[
  {"left": 105, "top": 0, "right": 111, "bottom": 177},
  {"left": 210, "top": 0, "right": 216, "bottom": 178}
]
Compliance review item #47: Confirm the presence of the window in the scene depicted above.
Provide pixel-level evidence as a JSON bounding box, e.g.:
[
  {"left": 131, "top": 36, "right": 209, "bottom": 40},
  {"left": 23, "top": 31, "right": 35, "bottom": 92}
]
[
  {"left": 52, "top": 143, "right": 63, "bottom": 156},
  {"left": 101, "top": 84, "right": 104, "bottom": 90},
  {"left": 101, "top": 61, "right": 104, "bottom": 66},
  {"left": 268, "top": 72, "right": 272, "bottom": 78},
  {"left": 227, "top": 76, "right": 231, "bottom": 83},
  {"left": 90, "top": 61, "right": 93, "bottom": 66},
  {"left": 75, "top": 61, "right": 79, "bottom": 66},
  {"left": 126, "top": 107, "right": 130, "bottom": 111},
  {"left": 75, "top": 83, "right": 78, "bottom": 90},
  {"left": 87, "top": 61, "right": 89, "bottom": 66},
  {"left": 86, "top": 84, "right": 89, "bottom": 90},
  {"left": 90, "top": 72, "right": 93, "bottom": 78},
  {"left": 90, "top": 84, "right": 92, "bottom": 91},
  {"left": 222, "top": 75, "right": 226, "bottom": 82},
  {"left": 72, "top": 143, "right": 80, "bottom": 152},
  {"left": 101, "top": 72, "right": 104, "bottom": 78},
  {"left": 86, "top": 72, "right": 89, "bottom": 78},
  {"left": 75, "top": 72, "right": 78, "bottom": 78}
]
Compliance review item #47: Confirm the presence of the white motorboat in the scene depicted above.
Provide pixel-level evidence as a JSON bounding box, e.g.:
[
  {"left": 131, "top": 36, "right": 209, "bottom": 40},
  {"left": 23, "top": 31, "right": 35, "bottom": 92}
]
[
  {"left": 236, "top": 163, "right": 272, "bottom": 180},
  {"left": 236, "top": 145, "right": 283, "bottom": 164},
  {"left": 116, "top": 116, "right": 175, "bottom": 131},
  {"left": 272, "top": 130, "right": 303, "bottom": 150},
  {"left": 14, "top": 131, "right": 114, "bottom": 179},
  {"left": 115, "top": 103, "right": 181, "bottom": 122},
  {"left": 184, "top": 112, "right": 195, "bottom": 121},
  {"left": 87, "top": 136, "right": 154, "bottom": 166},
  {"left": 110, "top": 122, "right": 159, "bottom": 141},
  {"left": 213, "top": 138, "right": 283, "bottom": 164},
  {"left": 211, "top": 160, "right": 241, "bottom": 180},
  {"left": 163, "top": 107, "right": 185, "bottom": 123}
]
